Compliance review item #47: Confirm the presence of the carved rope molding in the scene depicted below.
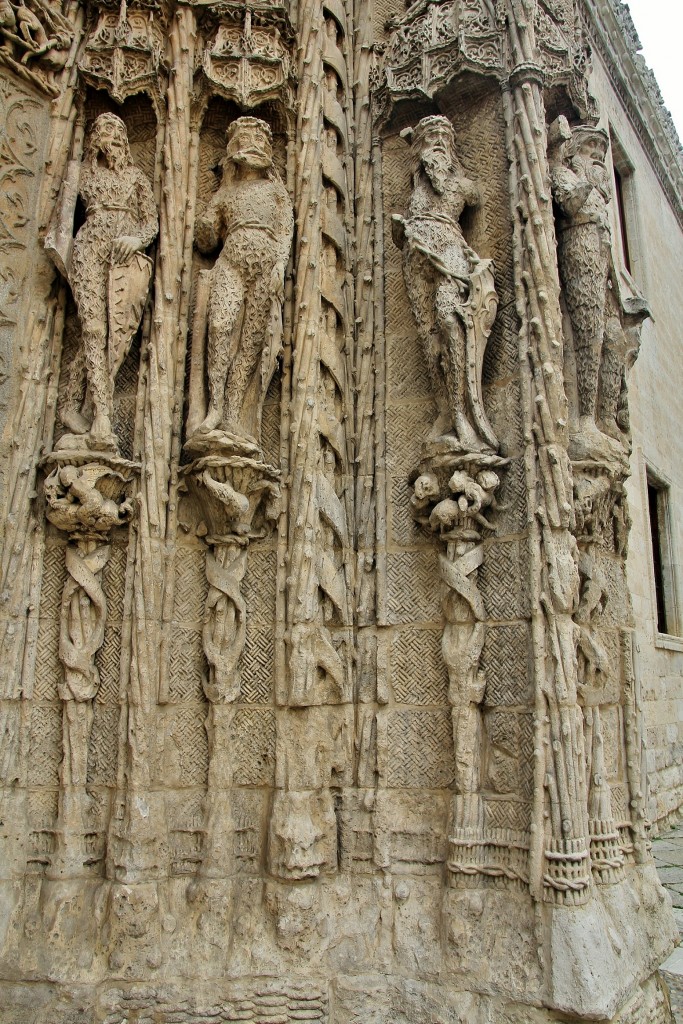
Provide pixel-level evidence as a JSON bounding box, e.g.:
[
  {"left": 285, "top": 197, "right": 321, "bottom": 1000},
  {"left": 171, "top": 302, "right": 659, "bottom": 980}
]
[
  {"left": 269, "top": 0, "right": 356, "bottom": 883},
  {"left": 502, "top": 0, "right": 593, "bottom": 905}
]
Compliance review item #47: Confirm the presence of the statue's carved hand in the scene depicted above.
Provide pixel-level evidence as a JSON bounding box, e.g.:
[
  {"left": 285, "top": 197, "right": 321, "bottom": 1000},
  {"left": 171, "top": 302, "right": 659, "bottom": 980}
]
[
  {"left": 111, "top": 235, "right": 144, "bottom": 264},
  {"left": 564, "top": 180, "right": 594, "bottom": 217},
  {"left": 270, "top": 262, "right": 285, "bottom": 303}
]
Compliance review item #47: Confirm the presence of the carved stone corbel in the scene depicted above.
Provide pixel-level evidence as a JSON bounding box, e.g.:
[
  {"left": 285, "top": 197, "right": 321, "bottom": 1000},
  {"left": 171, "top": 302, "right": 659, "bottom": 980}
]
[
  {"left": 410, "top": 453, "right": 514, "bottom": 883},
  {"left": 42, "top": 452, "right": 138, "bottom": 876},
  {"left": 572, "top": 457, "right": 634, "bottom": 885},
  {"left": 182, "top": 444, "right": 281, "bottom": 878}
]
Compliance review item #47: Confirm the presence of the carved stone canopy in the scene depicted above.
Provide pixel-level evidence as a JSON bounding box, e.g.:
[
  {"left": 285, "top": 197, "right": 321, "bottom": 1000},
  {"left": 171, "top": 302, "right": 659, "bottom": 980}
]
[
  {"left": 200, "top": 5, "right": 295, "bottom": 108},
  {"left": 78, "top": 1, "right": 167, "bottom": 104},
  {"left": 381, "top": 0, "right": 502, "bottom": 106}
]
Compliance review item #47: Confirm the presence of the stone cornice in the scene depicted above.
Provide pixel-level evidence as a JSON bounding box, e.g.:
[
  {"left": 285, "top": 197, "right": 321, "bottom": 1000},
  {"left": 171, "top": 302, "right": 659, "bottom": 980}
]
[{"left": 582, "top": 0, "right": 683, "bottom": 230}]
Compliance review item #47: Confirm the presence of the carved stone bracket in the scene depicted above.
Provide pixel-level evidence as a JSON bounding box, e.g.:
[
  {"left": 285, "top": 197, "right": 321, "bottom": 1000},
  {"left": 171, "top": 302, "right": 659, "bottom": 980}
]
[
  {"left": 182, "top": 440, "right": 280, "bottom": 877},
  {"left": 42, "top": 450, "right": 139, "bottom": 876},
  {"left": 410, "top": 451, "right": 513, "bottom": 884},
  {"left": 184, "top": 445, "right": 281, "bottom": 705}
]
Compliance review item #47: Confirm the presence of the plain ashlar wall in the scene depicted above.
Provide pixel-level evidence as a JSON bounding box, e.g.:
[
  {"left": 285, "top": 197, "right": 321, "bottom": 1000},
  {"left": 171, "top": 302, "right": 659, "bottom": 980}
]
[{"left": 588, "top": 49, "right": 683, "bottom": 827}]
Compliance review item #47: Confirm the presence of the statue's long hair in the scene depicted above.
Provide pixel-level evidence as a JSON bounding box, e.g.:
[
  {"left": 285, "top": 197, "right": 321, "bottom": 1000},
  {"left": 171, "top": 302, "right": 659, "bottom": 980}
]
[
  {"left": 403, "top": 115, "right": 467, "bottom": 192},
  {"left": 84, "top": 113, "right": 133, "bottom": 173}
]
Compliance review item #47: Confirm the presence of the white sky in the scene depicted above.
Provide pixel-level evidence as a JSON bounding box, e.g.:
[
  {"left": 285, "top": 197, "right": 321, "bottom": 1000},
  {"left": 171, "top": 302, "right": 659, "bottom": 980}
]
[{"left": 620, "top": 0, "right": 683, "bottom": 141}]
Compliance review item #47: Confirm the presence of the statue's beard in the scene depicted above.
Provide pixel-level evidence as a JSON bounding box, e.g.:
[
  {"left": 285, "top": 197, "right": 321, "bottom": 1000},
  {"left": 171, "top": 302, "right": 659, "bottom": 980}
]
[
  {"left": 421, "top": 150, "right": 451, "bottom": 195},
  {"left": 99, "top": 146, "right": 128, "bottom": 173},
  {"left": 572, "top": 155, "right": 610, "bottom": 200}
]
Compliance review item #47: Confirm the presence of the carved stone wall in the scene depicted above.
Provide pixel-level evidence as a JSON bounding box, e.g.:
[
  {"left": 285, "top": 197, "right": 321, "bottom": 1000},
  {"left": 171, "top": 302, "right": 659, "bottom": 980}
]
[
  {"left": 582, "top": 17, "right": 683, "bottom": 830},
  {"left": 0, "top": 0, "right": 681, "bottom": 1021}
]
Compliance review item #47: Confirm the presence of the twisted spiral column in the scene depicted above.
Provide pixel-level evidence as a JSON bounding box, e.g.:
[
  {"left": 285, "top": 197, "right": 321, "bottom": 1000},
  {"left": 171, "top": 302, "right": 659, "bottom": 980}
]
[{"left": 503, "top": 0, "right": 590, "bottom": 903}]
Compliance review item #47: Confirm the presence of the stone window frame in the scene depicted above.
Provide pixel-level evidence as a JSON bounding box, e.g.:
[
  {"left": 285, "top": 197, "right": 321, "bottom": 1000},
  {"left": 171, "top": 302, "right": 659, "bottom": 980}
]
[
  {"left": 608, "top": 125, "right": 645, "bottom": 291},
  {"left": 640, "top": 456, "right": 682, "bottom": 646}
]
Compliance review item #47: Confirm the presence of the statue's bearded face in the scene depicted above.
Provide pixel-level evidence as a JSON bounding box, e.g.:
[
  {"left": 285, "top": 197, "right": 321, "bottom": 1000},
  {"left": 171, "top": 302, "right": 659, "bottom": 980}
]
[
  {"left": 227, "top": 122, "right": 272, "bottom": 170},
  {"left": 96, "top": 121, "right": 129, "bottom": 172},
  {"left": 419, "top": 124, "right": 454, "bottom": 195},
  {"left": 571, "top": 140, "right": 610, "bottom": 199}
]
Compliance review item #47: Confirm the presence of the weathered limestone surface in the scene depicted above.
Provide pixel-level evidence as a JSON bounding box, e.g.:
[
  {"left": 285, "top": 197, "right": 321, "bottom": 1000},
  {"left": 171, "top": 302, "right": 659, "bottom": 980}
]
[{"left": 0, "top": 0, "right": 680, "bottom": 1021}]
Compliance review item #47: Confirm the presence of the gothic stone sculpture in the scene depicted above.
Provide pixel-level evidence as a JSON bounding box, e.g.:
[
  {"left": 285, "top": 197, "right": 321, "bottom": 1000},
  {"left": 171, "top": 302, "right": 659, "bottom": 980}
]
[
  {"left": 43, "top": 453, "right": 137, "bottom": 874},
  {"left": 392, "top": 115, "right": 498, "bottom": 454},
  {"left": 50, "top": 112, "right": 158, "bottom": 454},
  {"left": 548, "top": 117, "right": 647, "bottom": 461},
  {"left": 0, "top": 0, "right": 71, "bottom": 94},
  {"left": 187, "top": 115, "right": 293, "bottom": 452},
  {"left": 181, "top": 118, "right": 293, "bottom": 877},
  {"left": 411, "top": 452, "right": 510, "bottom": 875}
]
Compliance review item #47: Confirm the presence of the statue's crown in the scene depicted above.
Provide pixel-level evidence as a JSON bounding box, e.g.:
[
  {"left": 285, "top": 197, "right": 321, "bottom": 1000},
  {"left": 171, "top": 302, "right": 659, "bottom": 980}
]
[
  {"left": 227, "top": 116, "right": 273, "bottom": 143},
  {"left": 401, "top": 115, "right": 455, "bottom": 148}
]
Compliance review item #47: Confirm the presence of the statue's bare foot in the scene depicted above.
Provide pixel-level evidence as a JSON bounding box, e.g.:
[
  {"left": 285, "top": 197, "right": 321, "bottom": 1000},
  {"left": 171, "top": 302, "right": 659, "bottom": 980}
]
[
  {"left": 196, "top": 406, "right": 223, "bottom": 435},
  {"left": 455, "top": 411, "right": 489, "bottom": 454},
  {"left": 61, "top": 407, "right": 89, "bottom": 435},
  {"left": 598, "top": 417, "right": 627, "bottom": 444},
  {"left": 570, "top": 416, "right": 627, "bottom": 463},
  {"left": 88, "top": 416, "right": 118, "bottom": 453},
  {"left": 427, "top": 413, "right": 453, "bottom": 442}
]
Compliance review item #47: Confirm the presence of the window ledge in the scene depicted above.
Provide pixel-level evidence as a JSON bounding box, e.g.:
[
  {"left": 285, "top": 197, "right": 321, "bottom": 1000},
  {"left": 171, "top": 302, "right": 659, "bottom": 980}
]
[{"left": 654, "top": 632, "right": 683, "bottom": 652}]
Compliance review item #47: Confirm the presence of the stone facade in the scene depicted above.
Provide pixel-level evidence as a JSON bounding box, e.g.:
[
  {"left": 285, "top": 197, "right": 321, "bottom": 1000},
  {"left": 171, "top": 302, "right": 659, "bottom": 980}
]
[
  {"left": 581, "top": 4, "right": 683, "bottom": 830},
  {"left": 0, "top": 0, "right": 681, "bottom": 1022}
]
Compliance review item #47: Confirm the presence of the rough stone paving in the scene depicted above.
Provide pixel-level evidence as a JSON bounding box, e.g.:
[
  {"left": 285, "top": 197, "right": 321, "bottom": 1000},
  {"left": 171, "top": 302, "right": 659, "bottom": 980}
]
[
  {"left": 655, "top": 825, "right": 683, "bottom": 1022},
  {"left": 0, "top": 0, "right": 681, "bottom": 1021}
]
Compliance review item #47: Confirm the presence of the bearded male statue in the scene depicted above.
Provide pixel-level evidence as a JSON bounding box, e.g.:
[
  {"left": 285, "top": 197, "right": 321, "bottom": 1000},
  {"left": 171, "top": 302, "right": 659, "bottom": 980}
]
[
  {"left": 189, "top": 116, "right": 293, "bottom": 450},
  {"left": 50, "top": 113, "right": 158, "bottom": 453},
  {"left": 392, "top": 115, "right": 498, "bottom": 454},
  {"left": 549, "top": 117, "right": 648, "bottom": 458}
]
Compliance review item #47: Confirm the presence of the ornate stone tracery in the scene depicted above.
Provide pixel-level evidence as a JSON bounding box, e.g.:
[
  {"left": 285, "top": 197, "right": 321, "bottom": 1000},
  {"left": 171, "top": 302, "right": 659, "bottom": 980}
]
[{"left": 0, "top": 0, "right": 678, "bottom": 1019}]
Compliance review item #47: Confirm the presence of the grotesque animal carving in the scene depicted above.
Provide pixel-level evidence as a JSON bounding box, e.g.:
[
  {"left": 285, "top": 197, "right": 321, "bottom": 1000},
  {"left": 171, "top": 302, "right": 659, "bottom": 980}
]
[
  {"left": 0, "top": 0, "right": 71, "bottom": 93},
  {"left": 52, "top": 113, "right": 158, "bottom": 453},
  {"left": 393, "top": 115, "right": 498, "bottom": 453},
  {"left": 189, "top": 116, "right": 293, "bottom": 450}
]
